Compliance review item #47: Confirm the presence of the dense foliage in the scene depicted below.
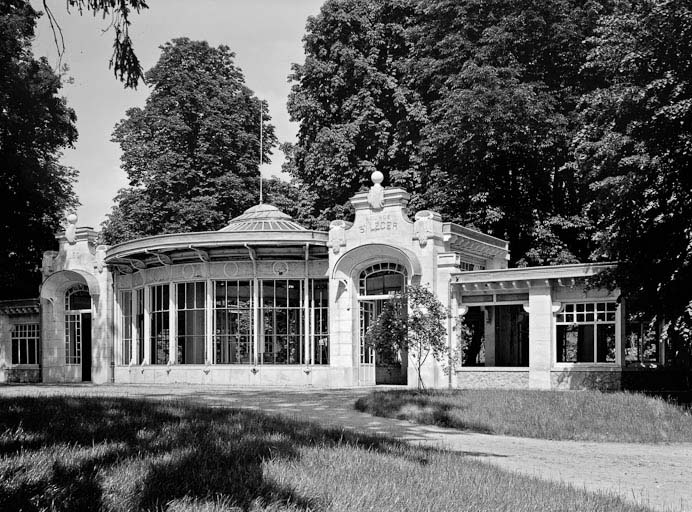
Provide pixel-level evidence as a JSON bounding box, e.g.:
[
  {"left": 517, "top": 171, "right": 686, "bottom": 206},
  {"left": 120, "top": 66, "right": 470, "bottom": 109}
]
[
  {"left": 0, "top": 0, "right": 79, "bottom": 299},
  {"left": 287, "top": 0, "right": 614, "bottom": 263},
  {"left": 576, "top": 0, "right": 692, "bottom": 356},
  {"left": 365, "top": 285, "right": 448, "bottom": 389},
  {"left": 289, "top": 0, "right": 692, "bottom": 360},
  {"left": 101, "top": 38, "right": 277, "bottom": 244}
]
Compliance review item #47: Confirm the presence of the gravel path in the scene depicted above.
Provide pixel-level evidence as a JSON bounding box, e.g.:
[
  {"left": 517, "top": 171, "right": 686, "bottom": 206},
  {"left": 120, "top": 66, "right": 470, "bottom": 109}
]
[{"left": 2, "top": 384, "right": 690, "bottom": 512}]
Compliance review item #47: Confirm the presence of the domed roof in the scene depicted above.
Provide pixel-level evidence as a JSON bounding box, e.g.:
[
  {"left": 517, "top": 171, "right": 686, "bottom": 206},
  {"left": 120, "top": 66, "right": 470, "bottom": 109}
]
[{"left": 218, "top": 203, "right": 307, "bottom": 232}]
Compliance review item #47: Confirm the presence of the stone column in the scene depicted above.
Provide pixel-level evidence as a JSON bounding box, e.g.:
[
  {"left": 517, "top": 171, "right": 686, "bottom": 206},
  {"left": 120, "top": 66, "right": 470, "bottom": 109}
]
[
  {"left": 131, "top": 290, "right": 138, "bottom": 365},
  {"left": 528, "top": 283, "right": 553, "bottom": 389},
  {"left": 143, "top": 286, "right": 151, "bottom": 364},
  {"left": 206, "top": 279, "right": 214, "bottom": 364},
  {"left": 168, "top": 282, "right": 176, "bottom": 364}
]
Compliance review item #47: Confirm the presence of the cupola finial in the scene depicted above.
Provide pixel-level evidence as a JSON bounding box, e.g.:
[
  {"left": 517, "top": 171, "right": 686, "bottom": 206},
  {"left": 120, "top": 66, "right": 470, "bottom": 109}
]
[{"left": 367, "top": 171, "right": 385, "bottom": 210}]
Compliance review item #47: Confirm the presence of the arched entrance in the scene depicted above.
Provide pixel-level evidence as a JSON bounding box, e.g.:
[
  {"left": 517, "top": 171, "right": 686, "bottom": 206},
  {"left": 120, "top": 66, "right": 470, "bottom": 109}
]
[
  {"left": 358, "top": 262, "right": 407, "bottom": 385},
  {"left": 64, "top": 284, "right": 92, "bottom": 381},
  {"left": 40, "top": 270, "right": 98, "bottom": 383},
  {"left": 331, "top": 243, "right": 421, "bottom": 386}
]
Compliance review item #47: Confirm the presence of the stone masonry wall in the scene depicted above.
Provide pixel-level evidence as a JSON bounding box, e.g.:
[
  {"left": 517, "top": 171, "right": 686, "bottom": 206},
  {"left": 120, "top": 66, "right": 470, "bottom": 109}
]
[
  {"left": 551, "top": 370, "right": 621, "bottom": 391},
  {"left": 455, "top": 369, "right": 529, "bottom": 389}
]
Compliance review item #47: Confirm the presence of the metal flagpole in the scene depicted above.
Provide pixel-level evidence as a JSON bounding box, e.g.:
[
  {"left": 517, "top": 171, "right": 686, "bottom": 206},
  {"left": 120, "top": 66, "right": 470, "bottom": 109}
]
[{"left": 259, "top": 102, "right": 263, "bottom": 204}]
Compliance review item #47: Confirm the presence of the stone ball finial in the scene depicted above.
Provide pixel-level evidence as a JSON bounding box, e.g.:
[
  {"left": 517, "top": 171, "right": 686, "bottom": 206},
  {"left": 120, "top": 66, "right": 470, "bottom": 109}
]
[
  {"left": 371, "top": 170, "right": 384, "bottom": 186},
  {"left": 65, "top": 213, "right": 78, "bottom": 244}
]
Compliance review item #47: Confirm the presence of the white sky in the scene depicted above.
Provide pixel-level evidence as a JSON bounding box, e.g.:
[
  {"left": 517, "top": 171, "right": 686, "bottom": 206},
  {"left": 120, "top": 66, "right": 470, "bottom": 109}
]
[{"left": 31, "top": 0, "right": 324, "bottom": 229}]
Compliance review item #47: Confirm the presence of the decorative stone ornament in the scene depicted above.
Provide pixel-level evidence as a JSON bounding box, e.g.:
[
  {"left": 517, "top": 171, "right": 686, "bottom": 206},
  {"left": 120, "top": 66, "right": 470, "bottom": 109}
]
[
  {"left": 413, "top": 210, "right": 435, "bottom": 247},
  {"left": 273, "top": 261, "right": 289, "bottom": 276},
  {"left": 94, "top": 245, "right": 107, "bottom": 273},
  {"left": 327, "top": 220, "right": 349, "bottom": 254},
  {"left": 65, "top": 213, "right": 78, "bottom": 244},
  {"left": 367, "top": 170, "right": 385, "bottom": 210},
  {"left": 223, "top": 262, "right": 239, "bottom": 278}
]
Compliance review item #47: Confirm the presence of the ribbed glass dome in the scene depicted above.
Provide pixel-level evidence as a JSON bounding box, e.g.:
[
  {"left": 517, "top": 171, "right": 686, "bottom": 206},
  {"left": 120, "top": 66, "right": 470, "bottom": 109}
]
[{"left": 218, "top": 204, "right": 307, "bottom": 232}]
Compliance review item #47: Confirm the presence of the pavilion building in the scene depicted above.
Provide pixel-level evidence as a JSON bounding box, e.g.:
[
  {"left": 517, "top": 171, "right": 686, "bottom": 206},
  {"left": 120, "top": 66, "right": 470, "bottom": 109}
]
[{"left": 0, "top": 173, "right": 669, "bottom": 389}]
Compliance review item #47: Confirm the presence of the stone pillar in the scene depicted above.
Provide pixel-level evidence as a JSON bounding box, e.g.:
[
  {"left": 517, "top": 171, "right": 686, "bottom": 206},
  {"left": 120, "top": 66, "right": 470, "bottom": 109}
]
[
  {"left": 528, "top": 284, "right": 553, "bottom": 389},
  {"left": 484, "top": 306, "right": 496, "bottom": 366},
  {"left": 206, "top": 279, "right": 214, "bottom": 364},
  {"left": 617, "top": 298, "right": 625, "bottom": 367},
  {"left": 131, "top": 290, "right": 138, "bottom": 365},
  {"left": 168, "top": 282, "right": 176, "bottom": 364},
  {"left": 143, "top": 286, "right": 151, "bottom": 364}
]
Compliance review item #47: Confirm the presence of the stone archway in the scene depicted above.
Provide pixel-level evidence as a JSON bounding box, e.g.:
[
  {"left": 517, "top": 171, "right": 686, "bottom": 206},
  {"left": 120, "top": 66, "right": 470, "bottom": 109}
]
[
  {"left": 331, "top": 243, "right": 421, "bottom": 284},
  {"left": 331, "top": 243, "right": 422, "bottom": 385},
  {"left": 40, "top": 270, "right": 100, "bottom": 383}
]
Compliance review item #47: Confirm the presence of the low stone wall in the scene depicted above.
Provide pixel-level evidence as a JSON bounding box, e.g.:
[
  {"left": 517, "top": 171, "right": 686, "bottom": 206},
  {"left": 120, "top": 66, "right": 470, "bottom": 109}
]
[
  {"left": 376, "top": 365, "right": 406, "bottom": 385},
  {"left": 0, "top": 367, "right": 41, "bottom": 384},
  {"left": 114, "top": 364, "right": 355, "bottom": 388},
  {"left": 550, "top": 369, "right": 621, "bottom": 391},
  {"left": 455, "top": 368, "right": 529, "bottom": 389}
]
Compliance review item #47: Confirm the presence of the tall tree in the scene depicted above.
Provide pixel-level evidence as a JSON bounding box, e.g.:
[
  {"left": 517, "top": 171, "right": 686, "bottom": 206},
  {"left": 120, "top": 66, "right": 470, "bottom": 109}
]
[
  {"left": 574, "top": 0, "right": 692, "bottom": 357},
  {"left": 287, "top": 0, "right": 612, "bottom": 264},
  {"left": 287, "top": 0, "right": 425, "bottom": 222},
  {"left": 102, "top": 38, "right": 276, "bottom": 245},
  {"left": 0, "top": 0, "right": 79, "bottom": 299},
  {"left": 411, "top": 0, "right": 612, "bottom": 263}
]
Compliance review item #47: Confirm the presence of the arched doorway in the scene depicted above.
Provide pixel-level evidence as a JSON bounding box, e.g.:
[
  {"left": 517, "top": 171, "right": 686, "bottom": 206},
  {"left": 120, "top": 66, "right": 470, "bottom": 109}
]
[
  {"left": 64, "top": 284, "right": 92, "bottom": 381},
  {"left": 358, "top": 262, "right": 407, "bottom": 385}
]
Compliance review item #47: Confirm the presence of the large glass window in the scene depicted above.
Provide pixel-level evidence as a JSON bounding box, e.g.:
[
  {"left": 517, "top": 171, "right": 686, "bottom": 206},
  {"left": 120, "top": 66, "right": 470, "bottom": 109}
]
[
  {"left": 556, "top": 302, "right": 617, "bottom": 363},
  {"left": 66, "top": 285, "right": 91, "bottom": 311},
  {"left": 150, "top": 284, "right": 169, "bottom": 365},
  {"left": 118, "top": 276, "right": 330, "bottom": 367},
  {"left": 177, "top": 282, "right": 206, "bottom": 364},
  {"left": 311, "top": 280, "right": 329, "bottom": 365},
  {"left": 359, "top": 263, "right": 406, "bottom": 296},
  {"left": 120, "top": 290, "right": 132, "bottom": 364},
  {"left": 214, "top": 280, "right": 253, "bottom": 364},
  {"left": 65, "top": 285, "right": 90, "bottom": 365},
  {"left": 11, "top": 323, "right": 39, "bottom": 365},
  {"left": 625, "top": 320, "right": 659, "bottom": 364},
  {"left": 261, "top": 280, "right": 303, "bottom": 364},
  {"left": 358, "top": 264, "right": 406, "bottom": 366}
]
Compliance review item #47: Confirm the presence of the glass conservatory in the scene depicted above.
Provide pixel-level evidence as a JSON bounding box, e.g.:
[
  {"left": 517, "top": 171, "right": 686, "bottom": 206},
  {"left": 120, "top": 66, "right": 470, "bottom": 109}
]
[{"left": 0, "top": 172, "right": 669, "bottom": 390}]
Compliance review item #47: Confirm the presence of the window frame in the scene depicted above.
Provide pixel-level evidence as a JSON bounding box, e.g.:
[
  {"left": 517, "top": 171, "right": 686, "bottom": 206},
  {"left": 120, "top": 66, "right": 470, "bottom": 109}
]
[
  {"left": 213, "top": 280, "right": 254, "bottom": 365},
  {"left": 554, "top": 301, "right": 619, "bottom": 366},
  {"left": 310, "top": 279, "right": 329, "bottom": 365},
  {"left": 11, "top": 323, "right": 40, "bottom": 366},
  {"left": 176, "top": 281, "right": 207, "bottom": 364},
  {"left": 259, "top": 279, "right": 304, "bottom": 365},
  {"left": 119, "top": 290, "right": 133, "bottom": 365},
  {"left": 358, "top": 263, "right": 407, "bottom": 297},
  {"left": 149, "top": 283, "right": 170, "bottom": 365},
  {"left": 64, "top": 284, "right": 90, "bottom": 365}
]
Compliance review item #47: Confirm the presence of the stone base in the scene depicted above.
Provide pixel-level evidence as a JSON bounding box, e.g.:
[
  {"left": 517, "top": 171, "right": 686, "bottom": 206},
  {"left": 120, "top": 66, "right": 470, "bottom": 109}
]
[
  {"left": 455, "top": 368, "right": 529, "bottom": 389},
  {"left": 551, "top": 369, "right": 621, "bottom": 391},
  {"left": 0, "top": 367, "right": 41, "bottom": 383},
  {"left": 376, "top": 365, "right": 407, "bottom": 385},
  {"left": 114, "top": 365, "right": 357, "bottom": 388}
]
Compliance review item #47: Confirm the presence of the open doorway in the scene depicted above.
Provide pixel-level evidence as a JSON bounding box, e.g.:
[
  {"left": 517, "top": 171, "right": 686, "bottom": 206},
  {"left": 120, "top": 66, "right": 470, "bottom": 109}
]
[
  {"left": 65, "top": 284, "right": 92, "bottom": 382},
  {"left": 357, "top": 263, "right": 408, "bottom": 385}
]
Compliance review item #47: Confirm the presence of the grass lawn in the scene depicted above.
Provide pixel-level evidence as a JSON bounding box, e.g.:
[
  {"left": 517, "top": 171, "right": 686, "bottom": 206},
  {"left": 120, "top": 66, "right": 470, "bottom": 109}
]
[
  {"left": 355, "top": 389, "right": 692, "bottom": 443},
  {"left": 0, "top": 396, "right": 656, "bottom": 512}
]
